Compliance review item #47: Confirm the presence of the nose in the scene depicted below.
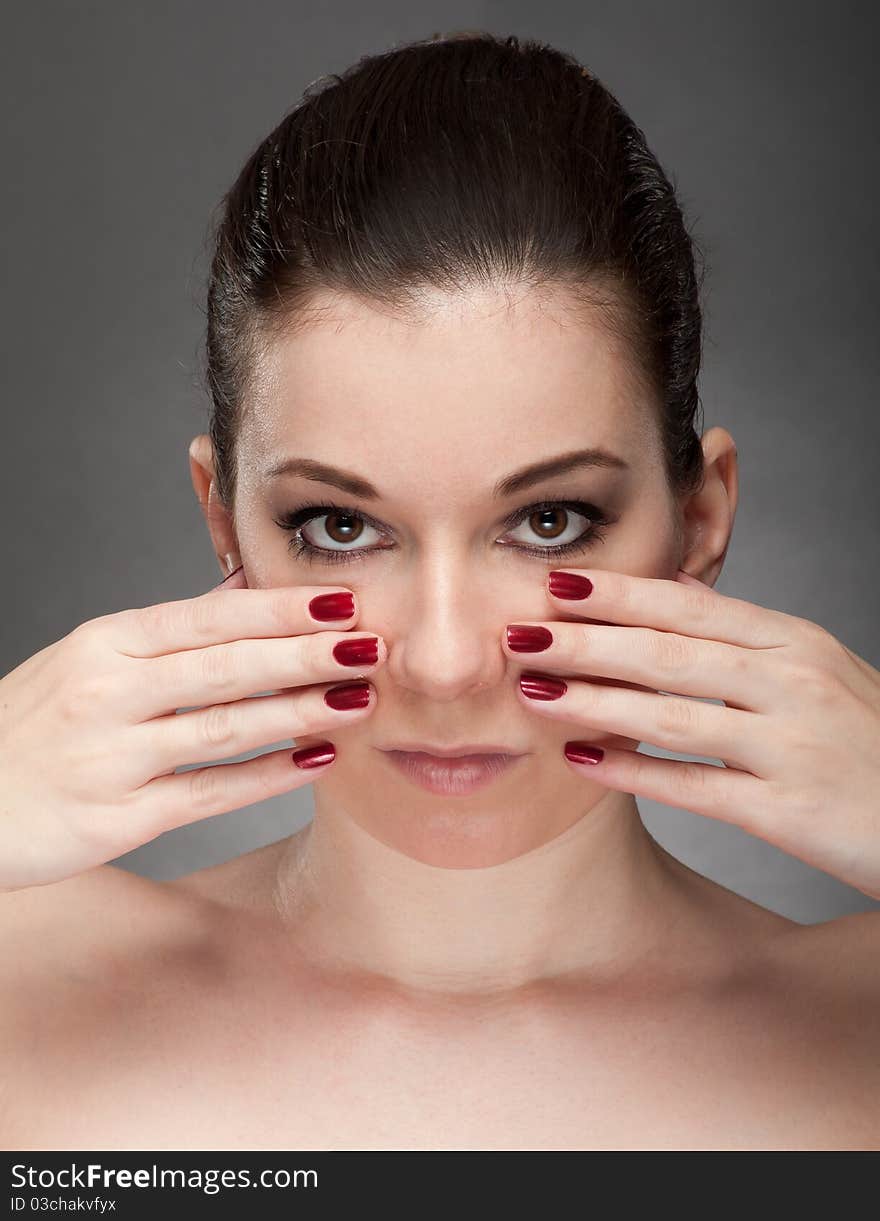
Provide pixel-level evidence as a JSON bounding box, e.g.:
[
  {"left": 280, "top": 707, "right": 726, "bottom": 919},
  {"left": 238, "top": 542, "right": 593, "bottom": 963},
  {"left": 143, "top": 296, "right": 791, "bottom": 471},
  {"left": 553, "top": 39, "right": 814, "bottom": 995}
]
[{"left": 381, "top": 559, "right": 509, "bottom": 701}]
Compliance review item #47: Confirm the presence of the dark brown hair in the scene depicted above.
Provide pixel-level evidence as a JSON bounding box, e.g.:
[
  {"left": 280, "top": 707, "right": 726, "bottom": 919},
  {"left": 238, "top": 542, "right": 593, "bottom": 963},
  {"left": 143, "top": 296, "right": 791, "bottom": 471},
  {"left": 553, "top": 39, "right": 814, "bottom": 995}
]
[{"left": 201, "top": 30, "right": 706, "bottom": 515}]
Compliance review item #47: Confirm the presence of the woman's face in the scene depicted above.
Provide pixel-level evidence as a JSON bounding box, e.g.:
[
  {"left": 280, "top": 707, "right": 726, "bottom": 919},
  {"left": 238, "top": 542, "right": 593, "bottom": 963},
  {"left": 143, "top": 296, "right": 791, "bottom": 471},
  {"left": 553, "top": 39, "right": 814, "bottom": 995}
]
[{"left": 231, "top": 285, "right": 686, "bottom": 867}]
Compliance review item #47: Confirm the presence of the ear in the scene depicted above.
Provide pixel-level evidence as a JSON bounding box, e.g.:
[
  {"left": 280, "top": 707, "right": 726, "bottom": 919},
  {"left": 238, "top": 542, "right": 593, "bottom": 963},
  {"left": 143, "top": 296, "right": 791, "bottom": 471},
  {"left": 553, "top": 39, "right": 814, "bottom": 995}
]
[
  {"left": 188, "top": 435, "right": 241, "bottom": 579},
  {"left": 677, "top": 426, "right": 739, "bottom": 588}
]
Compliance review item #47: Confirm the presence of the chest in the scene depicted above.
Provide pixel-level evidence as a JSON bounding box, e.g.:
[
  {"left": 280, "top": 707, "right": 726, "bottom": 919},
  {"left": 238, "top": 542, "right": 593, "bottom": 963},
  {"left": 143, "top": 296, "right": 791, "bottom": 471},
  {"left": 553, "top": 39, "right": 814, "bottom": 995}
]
[{"left": 9, "top": 980, "right": 878, "bottom": 1150}]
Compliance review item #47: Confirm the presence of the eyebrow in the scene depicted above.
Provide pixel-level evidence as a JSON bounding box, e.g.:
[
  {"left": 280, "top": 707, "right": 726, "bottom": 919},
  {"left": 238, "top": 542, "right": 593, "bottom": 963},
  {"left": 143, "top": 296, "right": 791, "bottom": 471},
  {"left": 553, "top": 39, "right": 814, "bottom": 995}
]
[{"left": 263, "top": 447, "right": 629, "bottom": 500}]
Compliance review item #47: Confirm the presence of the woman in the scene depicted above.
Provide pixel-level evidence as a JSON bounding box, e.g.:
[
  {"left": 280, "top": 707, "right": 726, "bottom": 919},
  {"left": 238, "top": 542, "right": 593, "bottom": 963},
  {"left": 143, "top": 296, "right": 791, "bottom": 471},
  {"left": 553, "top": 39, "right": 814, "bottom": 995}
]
[{"left": 1, "top": 31, "right": 878, "bottom": 1152}]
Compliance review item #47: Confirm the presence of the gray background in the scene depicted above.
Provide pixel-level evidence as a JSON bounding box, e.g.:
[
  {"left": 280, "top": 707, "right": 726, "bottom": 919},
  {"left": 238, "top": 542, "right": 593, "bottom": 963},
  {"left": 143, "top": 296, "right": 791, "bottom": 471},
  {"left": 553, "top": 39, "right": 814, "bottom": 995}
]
[{"left": 3, "top": 2, "right": 877, "bottom": 923}]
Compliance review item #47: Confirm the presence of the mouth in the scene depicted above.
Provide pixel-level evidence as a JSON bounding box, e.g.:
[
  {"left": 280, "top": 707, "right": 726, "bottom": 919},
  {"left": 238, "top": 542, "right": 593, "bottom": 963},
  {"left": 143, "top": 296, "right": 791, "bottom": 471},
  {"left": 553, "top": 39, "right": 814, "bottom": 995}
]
[{"left": 378, "top": 748, "right": 524, "bottom": 796}]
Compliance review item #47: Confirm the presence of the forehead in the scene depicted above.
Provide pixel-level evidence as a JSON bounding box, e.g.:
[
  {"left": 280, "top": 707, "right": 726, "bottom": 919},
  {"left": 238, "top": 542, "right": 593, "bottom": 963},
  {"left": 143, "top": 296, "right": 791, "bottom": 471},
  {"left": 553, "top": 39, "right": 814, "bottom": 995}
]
[{"left": 240, "top": 285, "right": 658, "bottom": 499}]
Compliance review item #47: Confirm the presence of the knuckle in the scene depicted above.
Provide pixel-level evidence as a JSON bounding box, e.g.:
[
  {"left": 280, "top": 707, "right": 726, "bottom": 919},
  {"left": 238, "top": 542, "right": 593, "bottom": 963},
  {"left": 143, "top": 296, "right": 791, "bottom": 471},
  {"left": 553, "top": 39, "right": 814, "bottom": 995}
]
[
  {"left": 200, "top": 701, "right": 237, "bottom": 749},
  {"left": 650, "top": 630, "right": 692, "bottom": 678},
  {"left": 65, "top": 617, "right": 113, "bottom": 666},
  {"left": 282, "top": 632, "right": 319, "bottom": 682},
  {"left": 199, "top": 642, "right": 238, "bottom": 694},
  {"left": 183, "top": 593, "right": 224, "bottom": 641},
  {"left": 678, "top": 760, "right": 709, "bottom": 796},
  {"left": 575, "top": 679, "right": 603, "bottom": 714},
  {"left": 286, "top": 693, "right": 310, "bottom": 740},
  {"left": 308, "top": 630, "right": 332, "bottom": 671},
  {"left": 67, "top": 617, "right": 102, "bottom": 648},
  {"left": 784, "top": 657, "right": 840, "bottom": 706},
  {"left": 687, "top": 586, "right": 721, "bottom": 630},
  {"left": 789, "top": 616, "right": 849, "bottom": 664},
  {"left": 186, "top": 763, "right": 224, "bottom": 814},
  {"left": 605, "top": 572, "right": 633, "bottom": 614},
  {"left": 676, "top": 760, "right": 722, "bottom": 813},
  {"left": 655, "top": 693, "right": 698, "bottom": 742},
  {"left": 135, "top": 598, "right": 182, "bottom": 642},
  {"left": 807, "top": 622, "right": 849, "bottom": 667},
  {"left": 576, "top": 623, "right": 594, "bottom": 658},
  {"left": 250, "top": 756, "right": 278, "bottom": 804},
  {"left": 270, "top": 588, "right": 299, "bottom": 634},
  {"left": 792, "top": 616, "right": 831, "bottom": 647}
]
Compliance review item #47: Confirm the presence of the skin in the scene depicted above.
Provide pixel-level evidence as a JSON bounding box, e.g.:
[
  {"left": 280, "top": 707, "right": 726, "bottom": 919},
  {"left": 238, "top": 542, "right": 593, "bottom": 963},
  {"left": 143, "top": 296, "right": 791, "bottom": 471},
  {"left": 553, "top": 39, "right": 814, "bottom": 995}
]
[{"left": 2, "top": 284, "right": 878, "bottom": 1151}]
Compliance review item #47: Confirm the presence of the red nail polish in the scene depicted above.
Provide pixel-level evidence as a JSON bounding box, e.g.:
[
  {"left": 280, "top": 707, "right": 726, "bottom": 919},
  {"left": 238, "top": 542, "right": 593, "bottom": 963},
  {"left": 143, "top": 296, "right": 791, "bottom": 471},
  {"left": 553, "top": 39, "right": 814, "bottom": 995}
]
[
  {"left": 564, "top": 742, "right": 604, "bottom": 765},
  {"left": 548, "top": 571, "right": 593, "bottom": 600},
  {"left": 310, "top": 591, "right": 355, "bottom": 621},
  {"left": 292, "top": 742, "right": 336, "bottom": 768},
  {"left": 333, "top": 637, "right": 379, "bottom": 666},
  {"left": 519, "top": 673, "right": 567, "bottom": 700},
  {"left": 507, "top": 624, "right": 553, "bottom": 652},
  {"left": 324, "top": 681, "right": 371, "bottom": 710}
]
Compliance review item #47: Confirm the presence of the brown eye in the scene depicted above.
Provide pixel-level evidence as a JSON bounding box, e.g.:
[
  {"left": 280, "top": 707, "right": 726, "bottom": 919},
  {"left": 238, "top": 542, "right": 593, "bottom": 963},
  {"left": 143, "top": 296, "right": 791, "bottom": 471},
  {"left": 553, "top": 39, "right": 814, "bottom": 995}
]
[
  {"left": 528, "top": 507, "right": 568, "bottom": 540},
  {"left": 503, "top": 503, "right": 594, "bottom": 551},
  {"left": 321, "top": 511, "right": 365, "bottom": 544},
  {"left": 298, "top": 510, "right": 383, "bottom": 552}
]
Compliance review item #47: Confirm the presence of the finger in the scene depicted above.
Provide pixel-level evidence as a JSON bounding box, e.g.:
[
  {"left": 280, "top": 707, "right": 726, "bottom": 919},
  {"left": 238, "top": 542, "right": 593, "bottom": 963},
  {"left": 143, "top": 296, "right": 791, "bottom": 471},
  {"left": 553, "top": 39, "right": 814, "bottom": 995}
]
[
  {"left": 547, "top": 568, "right": 802, "bottom": 649},
  {"left": 518, "top": 674, "right": 772, "bottom": 774},
  {"left": 504, "top": 621, "right": 772, "bottom": 710},
  {"left": 100, "top": 583, "right": 360, "bottom": 658},
  {"left": 561, "top": 740, "right": 767, "bottom": 834},
  {"left": 125, "top": 741, "right": 337, "bottom": 838},
  {"left": 128, "top": 629, "right": 386, "bottom": 721},
  {"left": 137, "top": 679, "right": 375, "bottom": 773}
]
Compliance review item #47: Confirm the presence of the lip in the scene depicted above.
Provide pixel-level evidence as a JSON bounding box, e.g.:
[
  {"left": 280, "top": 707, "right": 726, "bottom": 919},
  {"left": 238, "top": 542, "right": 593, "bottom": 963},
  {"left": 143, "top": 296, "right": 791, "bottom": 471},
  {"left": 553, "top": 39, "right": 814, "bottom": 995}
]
[
  {"left": 381, "top": 749, "right": 523, "bottom": 796},
  {"left": 378, "top": 741, "right": 527, "bottom": 758}
]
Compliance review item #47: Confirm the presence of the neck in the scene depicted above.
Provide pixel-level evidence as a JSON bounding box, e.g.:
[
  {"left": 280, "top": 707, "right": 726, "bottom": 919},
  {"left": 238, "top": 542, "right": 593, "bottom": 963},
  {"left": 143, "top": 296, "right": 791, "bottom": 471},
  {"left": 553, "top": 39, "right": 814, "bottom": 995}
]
[{"left": 271, "top": 786, "right": 683, "bottom": 998}]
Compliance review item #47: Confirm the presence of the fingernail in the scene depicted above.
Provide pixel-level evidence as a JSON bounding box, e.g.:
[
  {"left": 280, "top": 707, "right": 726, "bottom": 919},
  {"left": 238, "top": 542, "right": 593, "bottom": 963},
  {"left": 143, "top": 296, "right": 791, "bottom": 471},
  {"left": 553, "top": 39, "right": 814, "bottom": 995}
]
[
  {"left": 548, "top": 571, "right": 593, "bottom": 599},
  {"left": 333, "top": 637, "right": 380, "bottom": 666},
  {"left": 324, "top": 681, "right": 371, "bottom": 711},
  {"left": 292, "top": 742, "right": 336, "bottom": 768},
  {"left": 310, "top": 591, "right": 355, "bottom": 621},
  {"left": 507, "top": 624, "right": 553, "bottom": 652},
  {"left": 564, "top": 742, "right": 604, "bottom": 765},
  {"left": 519, "top": 673, "right": 567, "bottom": 700}
]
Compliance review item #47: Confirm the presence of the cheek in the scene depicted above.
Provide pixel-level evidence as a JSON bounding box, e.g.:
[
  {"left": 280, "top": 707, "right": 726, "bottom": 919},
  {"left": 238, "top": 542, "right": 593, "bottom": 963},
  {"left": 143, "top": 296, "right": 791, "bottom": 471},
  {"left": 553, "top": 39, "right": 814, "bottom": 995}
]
[{"left": 607, "top": 499, "right": 681, "bottom": 580}]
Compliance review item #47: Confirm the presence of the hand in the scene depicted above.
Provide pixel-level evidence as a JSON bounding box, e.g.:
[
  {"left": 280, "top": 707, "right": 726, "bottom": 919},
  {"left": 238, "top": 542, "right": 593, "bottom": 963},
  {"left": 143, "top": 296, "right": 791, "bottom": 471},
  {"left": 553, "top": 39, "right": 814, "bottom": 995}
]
[
  {"left": 0, "top": 565, "right": 385, "bottom": 892},
  {"left": 503, "top": 567, "right": 880, "bottom": 901}
]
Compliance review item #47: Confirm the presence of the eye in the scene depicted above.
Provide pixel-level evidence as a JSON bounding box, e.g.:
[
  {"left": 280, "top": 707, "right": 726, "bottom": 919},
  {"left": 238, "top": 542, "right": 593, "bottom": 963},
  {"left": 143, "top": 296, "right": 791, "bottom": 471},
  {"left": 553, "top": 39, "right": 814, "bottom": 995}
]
[
  {"left": 499, "top": 501, "right": 605, "bottom": 553},
  {"left": 299, "top": 507, "right": 385, "bottom": 552},
  {"left": 273, "top": 503, "right": 390, "bottom": 565},
  {"left": 273, "top": 498, "right": 613, "bottom": 565}
]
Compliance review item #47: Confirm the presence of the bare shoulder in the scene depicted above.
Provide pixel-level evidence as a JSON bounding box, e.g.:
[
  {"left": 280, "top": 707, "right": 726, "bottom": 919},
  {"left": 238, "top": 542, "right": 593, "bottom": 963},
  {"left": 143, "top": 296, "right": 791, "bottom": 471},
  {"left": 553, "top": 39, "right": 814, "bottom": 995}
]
[
  {"left": 0, "top": 862, "right": 224, "bottom": 1003},
  {"left": 0, "top": 863, "right": 147, "bottom": 964},
  {"left": 763, "top": 907, "right": 880, "bottom": 1023},
  {"left": 782, "top": 907, "right": 880, "bottom": 977}
]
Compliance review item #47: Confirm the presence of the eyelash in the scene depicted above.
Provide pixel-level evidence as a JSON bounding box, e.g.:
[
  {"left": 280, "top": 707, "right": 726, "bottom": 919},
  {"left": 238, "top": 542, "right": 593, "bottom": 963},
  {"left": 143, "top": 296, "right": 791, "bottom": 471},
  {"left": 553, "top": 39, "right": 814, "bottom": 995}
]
[{"left": 273, "top": 498, "right": 614, "bottom": 566}]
